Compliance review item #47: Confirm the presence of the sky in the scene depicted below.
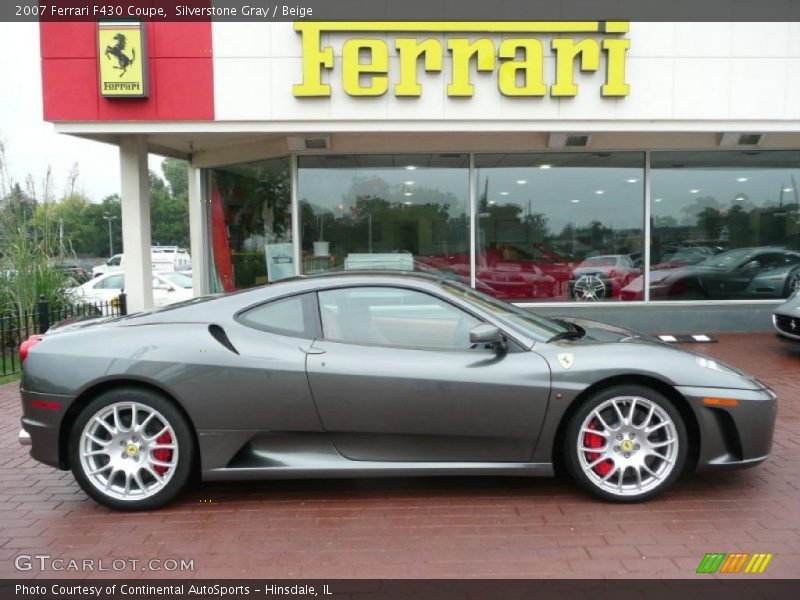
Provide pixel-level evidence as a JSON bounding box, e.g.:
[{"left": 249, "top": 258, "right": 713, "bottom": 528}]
[{"left": 0, "top": 22, "right": 162, "bottom": 202}]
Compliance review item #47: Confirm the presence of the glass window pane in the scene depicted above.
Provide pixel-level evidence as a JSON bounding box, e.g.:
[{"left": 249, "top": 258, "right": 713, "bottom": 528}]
[
  {"left": 318, "top": 287, "right": 481, "bottom": 350},
  {"left": 475, "top": 152, "right": 645, "bottom": 302},
  {"left": 239, "top": 294, "right": 310, "bottom": 337},
  {"left": 96, "top": 274, "right": 124, "bottom": 289},
  {"left": 210, "top": 157, "right": 292, "bottom": 292},
  {"left": 298, "top": 154, "right": 469, "bottom": 282},
  {"left": 648, "top": 151, "right": 800, "bottom": 301}
]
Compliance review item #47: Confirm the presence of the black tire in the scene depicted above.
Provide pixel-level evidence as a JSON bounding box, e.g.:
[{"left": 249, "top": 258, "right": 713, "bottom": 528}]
[
  {"left": 68, "top": 387, "right": 194, "bottom": 511},
  {"left": 563, "top": 384, "right": 688, "bottom": 502}
]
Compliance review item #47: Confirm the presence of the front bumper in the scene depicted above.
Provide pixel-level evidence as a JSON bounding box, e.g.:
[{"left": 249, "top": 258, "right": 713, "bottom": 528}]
[
  {"left": 676, "top": 385, "right": 777, "bottom": 470},
  {"left": 773, "top": 313, "right": 800, "bottom": 341}
]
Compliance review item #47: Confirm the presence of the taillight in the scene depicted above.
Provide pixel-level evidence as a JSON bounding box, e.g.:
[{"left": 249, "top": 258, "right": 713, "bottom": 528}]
[{"left": 20, "top": 335, "right": 43, "bottom": 365}]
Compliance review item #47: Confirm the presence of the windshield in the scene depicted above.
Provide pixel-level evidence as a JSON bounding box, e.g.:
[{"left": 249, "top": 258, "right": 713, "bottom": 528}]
[
  {"left": 440, "top": 280, "right": 566, "bottom": 341},
  {"left": 697, "top": 248, "right": 754, "bottom": 269},
  {"left": 582, "top": 257, "right": 617, "bottom": 266},
  {"left": 158, "top": 272, "right": 193, "bottom": 288}
]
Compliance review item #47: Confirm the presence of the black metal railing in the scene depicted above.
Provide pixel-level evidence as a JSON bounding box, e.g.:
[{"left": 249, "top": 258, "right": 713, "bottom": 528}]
[{"left": 0, "top": 292, "right": 127, "bottom": 377}]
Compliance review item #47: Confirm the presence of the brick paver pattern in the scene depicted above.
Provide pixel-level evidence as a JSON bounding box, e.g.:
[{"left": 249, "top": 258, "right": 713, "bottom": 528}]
[{"left": 0, "top": 333, "right": 798, "bottom": 579}]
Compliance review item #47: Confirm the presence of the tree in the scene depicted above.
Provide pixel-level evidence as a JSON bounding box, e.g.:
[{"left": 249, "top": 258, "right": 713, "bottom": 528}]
[
  {"left": 149, "top": 170, "right": 189, "bottom": 248},
  {"left": 161, "top": 158, "right": 188, "bottom": 198}
]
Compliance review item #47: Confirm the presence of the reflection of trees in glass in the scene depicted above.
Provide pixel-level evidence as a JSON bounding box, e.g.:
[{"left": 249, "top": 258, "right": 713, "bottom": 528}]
[
  {"left": 697, "top": 206, "right": 725, "bottom": 240},
  {"left": 480, "top": 203, "right": 551, "bottom": 244},
  {"left": 300, "top": 174, "right": 468, "bottom": 260},
  {"left": 551, "top": 220, "right": 638, "bottom": 259},
  {"left": 653, "top": 189, "right": 800, "bottom": 264}
]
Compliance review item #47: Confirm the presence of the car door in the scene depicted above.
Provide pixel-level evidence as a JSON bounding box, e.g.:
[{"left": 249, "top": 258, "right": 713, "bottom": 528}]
[
  {"left": 305, "top": 285, "right": 552, "bottom": 463},
  {"left": 219, "top": 292, "right": 324, "bottom": 434},
  {"left": 721, "top": 252, "right": 773, "bottom": 297}
]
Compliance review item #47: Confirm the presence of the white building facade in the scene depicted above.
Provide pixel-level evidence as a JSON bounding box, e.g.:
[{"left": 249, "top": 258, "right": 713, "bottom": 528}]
[{"left": 42, "top": 21, "right": 800, "bottom": 329}]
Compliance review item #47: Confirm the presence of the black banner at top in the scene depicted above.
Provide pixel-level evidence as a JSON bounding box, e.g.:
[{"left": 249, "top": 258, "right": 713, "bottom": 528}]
[{"left": 6, "top": 0, "right": 800, "bottom": 22}]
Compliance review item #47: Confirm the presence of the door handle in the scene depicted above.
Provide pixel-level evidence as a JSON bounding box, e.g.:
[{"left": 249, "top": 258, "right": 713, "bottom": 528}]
[{"left": 300, "top": 345, "right": 326, "bottom": 355}]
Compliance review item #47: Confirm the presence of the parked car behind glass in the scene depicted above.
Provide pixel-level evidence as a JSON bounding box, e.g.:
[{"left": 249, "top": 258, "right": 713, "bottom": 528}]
[{"left": 70, "top": 271, "right": 193, "bottom": 310}]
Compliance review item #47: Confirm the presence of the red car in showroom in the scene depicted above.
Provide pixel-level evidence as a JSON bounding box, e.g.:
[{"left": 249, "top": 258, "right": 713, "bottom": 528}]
[
  {"left": 417, "top": 243, "right": 573, "bottom": 301},
  {"left": 569, "top": 254, "right": 642, "bottom": 301}
]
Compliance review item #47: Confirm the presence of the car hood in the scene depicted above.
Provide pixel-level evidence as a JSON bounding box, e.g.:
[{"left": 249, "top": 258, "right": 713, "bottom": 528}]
[
  {"left": 554, "top": 316, "right": 656, "bottom": 344},
  {"left": 545, "top": 317, "right": 765, "bottom": 389}
]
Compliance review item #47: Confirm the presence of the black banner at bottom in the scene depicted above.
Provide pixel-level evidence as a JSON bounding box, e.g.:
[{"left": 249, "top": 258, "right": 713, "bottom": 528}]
[{"left": 1, "top": 579, "right": 798, "bottom": 600}]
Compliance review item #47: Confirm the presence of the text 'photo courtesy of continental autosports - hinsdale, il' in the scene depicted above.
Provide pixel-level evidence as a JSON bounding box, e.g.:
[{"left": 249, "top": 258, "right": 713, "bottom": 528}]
[{"left": 18, "top": 271, "right": 776, "bottom": 510}]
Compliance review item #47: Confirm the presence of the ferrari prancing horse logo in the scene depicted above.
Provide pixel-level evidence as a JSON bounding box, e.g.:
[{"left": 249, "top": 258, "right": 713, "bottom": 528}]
[{"left": 557, "top": 353, "right": 574, "bottom": 370}]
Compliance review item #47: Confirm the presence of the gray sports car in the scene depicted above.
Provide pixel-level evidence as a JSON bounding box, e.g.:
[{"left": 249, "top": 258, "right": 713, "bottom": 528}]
[{"left": 19, "top": 272, "right": 776, "bottom": 510}]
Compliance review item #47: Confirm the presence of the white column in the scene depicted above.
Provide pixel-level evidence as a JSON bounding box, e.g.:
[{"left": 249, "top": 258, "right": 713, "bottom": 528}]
[
  {"left": 188, "top": 163, "right": 210, "bottom": 296},
  {"left": 119, "top": 135, "right": 153, "bottom": 313}
]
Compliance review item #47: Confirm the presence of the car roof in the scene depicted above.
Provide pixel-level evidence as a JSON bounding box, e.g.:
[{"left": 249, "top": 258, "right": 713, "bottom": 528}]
[{"left": 279, "top": 269, "right": 450, "bottom": 287}]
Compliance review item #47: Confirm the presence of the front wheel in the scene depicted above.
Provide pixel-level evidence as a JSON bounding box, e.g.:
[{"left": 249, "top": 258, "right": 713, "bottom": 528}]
[
  {"left": 69, "top": 388, "right": 194, "bottom": 511},
  {"left": 783, "top": 268, "right": 800, "bottom": 297},
  {"left": 563, "top": 385, "right": 687, "bottom": 502}
]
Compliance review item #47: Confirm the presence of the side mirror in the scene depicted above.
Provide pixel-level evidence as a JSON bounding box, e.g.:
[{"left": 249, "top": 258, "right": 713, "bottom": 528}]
[{"left": 469, "top": 324, "right": 507, "bottom": 353}]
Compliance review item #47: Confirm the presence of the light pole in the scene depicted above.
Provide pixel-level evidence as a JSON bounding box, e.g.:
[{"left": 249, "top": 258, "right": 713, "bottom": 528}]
[{"left": 103, "top": 214, "right": 118, "bottom": 257}]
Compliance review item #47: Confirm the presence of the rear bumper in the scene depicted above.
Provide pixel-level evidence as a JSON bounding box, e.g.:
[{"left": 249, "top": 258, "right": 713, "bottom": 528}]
[
  {"left": 20, "top": 388, "right": 74, "bottom": 470},
  {"left": 676, "top": 385, "right": 777, "bottom": 470}
]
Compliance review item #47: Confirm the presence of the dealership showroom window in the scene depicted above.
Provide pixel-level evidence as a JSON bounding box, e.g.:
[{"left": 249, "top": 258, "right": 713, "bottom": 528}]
[{"left": 210, "top": 150, "right": 800, "bottom": 305}]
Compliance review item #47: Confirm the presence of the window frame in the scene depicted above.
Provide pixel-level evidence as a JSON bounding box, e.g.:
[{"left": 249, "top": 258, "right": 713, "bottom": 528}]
[
  {"left": 235, "top": 291, "right": 320, "bottom": 340},
  {"left": 313, "top": 283, "right": 523, "bottom": 353}
]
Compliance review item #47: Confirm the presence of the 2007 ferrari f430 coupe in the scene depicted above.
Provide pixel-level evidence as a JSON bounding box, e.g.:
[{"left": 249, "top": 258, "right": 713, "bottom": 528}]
[{"left": 19, "top": 272, "right": 776, "bottom": 510}]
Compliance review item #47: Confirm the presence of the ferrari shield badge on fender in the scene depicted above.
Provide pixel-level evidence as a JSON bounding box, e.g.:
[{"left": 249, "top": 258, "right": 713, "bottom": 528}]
[{"left": 557, "top": 353, "right": 575, "bottom": 370}]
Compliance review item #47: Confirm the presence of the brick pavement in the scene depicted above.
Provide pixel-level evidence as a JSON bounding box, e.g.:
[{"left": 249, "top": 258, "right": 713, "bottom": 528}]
[{"left": 0, "top": 333, "right": 798, "bottom": 579}]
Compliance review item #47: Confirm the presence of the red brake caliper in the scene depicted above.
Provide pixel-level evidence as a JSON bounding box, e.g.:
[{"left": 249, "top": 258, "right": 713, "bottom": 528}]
[
  {"left": 584, "top": 422, "right": 612, "bottom": 476},
  {"left": 153, "top": 432, "right": 173, "bottom": 475}
]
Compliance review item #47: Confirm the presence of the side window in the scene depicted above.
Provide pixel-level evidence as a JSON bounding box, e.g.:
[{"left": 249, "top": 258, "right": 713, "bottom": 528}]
[
  {"left": 318, "top": 287, "right": 482, "bottom": 350},
  {"left": 108, "top": 256, "right": 121, "bottom": 266},
  {"left": 238, "top": 293, "right": 315, "bottom": 339},
  {"left": 95, "top": 274, "right": 124, "bottom": 289}
]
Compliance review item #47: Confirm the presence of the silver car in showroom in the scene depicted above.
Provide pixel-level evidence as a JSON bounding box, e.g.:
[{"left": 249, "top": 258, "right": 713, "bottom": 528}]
[{"left": 19, "top": 272, "right": 777, "bottom": 510}]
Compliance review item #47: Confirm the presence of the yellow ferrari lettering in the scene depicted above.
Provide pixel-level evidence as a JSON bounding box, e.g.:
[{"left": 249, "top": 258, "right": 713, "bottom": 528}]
[
  {"left": 394, "top": 38, "right": 443, "bottom": 96},
  {"left": 498, "top": 39, "right": 547, "bottom": 96},
  {"left": 293, "top": 22, "right": 630, "bottom": 99},
  {"left": 342, "top": 39, "right": 389, "bottom": 96},
  {"left": 551, "top": 38, "right": 600, "bottom": 97},
  {"left": 447, "top": 38, "right": 496, "bottom": 97},
  {"left": 292, "top": 23, "right": 334, "bottom": 97}
]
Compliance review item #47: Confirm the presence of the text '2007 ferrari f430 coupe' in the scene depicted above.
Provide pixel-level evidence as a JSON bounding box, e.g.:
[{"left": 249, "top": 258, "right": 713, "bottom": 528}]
[{"left": 19, "top": 272, "right": 777, "bottom": 510}]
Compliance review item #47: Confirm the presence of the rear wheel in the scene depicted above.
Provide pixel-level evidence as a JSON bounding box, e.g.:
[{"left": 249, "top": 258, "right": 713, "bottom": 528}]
[
  {"left": 69, "top": 388, "right": 193, "bottom": 511},
  {"left": 563, "top": 385, "right": 687, "bottom": 502}
]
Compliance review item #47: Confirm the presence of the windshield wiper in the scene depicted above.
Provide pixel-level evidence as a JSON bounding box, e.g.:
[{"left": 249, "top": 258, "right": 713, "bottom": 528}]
[{"left": 546, "top": 319, "right": 586, "bottom": 343}]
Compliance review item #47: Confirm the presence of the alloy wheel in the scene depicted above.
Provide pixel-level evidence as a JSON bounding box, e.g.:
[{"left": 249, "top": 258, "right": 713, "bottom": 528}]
[
  {"left": 78, "top": 402, "right": 179, "bottom": 501},
  {"left": 574, "top": 275, "right": 607, "bottom": 301},
  {"left": 576, "top": 395, "right": 679, "bottom": 497}
]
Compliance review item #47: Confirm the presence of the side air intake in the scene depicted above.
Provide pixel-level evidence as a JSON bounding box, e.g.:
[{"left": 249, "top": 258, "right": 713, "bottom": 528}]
[{"left": 208, "top": 324, "right": 239, "bottom": 355}]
